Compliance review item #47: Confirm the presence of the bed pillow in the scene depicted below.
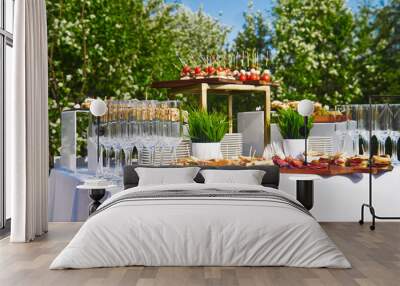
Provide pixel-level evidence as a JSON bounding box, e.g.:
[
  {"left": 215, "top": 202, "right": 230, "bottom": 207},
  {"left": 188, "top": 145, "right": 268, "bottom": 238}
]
[
  {"left": 200, "top": 169, "right": 266, "bottom": 185},
  {"left": 136, "top": 167, "right": 200, "bottom": 186}
]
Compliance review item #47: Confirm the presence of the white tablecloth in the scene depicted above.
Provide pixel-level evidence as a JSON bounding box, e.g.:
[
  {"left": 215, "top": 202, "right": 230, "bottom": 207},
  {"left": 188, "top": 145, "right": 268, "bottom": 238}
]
[
  {"left": 48, "top": 168, "right": 122, "bottom": 222},
  {"left": 280, "top": 166, "right": 400, "bottom": 221}
]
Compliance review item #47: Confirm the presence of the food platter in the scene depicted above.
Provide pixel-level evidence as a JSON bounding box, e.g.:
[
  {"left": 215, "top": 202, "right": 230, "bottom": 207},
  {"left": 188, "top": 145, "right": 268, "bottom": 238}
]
[
  {"left": 151, "top": 78, "right": 278, "bottom": 89},
  {"left": 280, "top": 165, "right": 393, "bottom": 175},
  {"left": 313, "top": 114, "right": 347, "bottom": 123}
]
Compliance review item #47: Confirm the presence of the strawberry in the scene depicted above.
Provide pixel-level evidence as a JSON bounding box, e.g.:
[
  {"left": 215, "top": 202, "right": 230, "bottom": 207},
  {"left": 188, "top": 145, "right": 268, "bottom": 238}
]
[
  {"left": 194, "top": 66, "right": 202, "bottom": 75},
  {"left": 207, "top": 66, "right": 215, "bottom": 75},
  {"left": 182, "top": 65, "right": 191, "bottom": 74},
  {"left": 260, "top": 74, "right": 271, "bottom": 82}
]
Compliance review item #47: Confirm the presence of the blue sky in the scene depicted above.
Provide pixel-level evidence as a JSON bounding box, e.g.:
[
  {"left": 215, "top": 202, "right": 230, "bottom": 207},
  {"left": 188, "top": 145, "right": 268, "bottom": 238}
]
[{"left": 167, "top": 0, "right": 383, "bottom": 43}]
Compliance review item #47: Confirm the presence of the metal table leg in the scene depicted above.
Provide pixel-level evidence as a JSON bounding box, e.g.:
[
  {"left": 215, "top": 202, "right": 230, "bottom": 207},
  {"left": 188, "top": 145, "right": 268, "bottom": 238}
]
[{"left": 88, "top": 189, "right": 106, "bottom": 215}]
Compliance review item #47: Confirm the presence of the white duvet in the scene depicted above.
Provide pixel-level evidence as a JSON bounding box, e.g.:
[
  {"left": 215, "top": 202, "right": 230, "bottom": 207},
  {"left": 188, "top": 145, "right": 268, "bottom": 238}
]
[{"left": 50, "top": 183, "right": 350, "bottom": 269}]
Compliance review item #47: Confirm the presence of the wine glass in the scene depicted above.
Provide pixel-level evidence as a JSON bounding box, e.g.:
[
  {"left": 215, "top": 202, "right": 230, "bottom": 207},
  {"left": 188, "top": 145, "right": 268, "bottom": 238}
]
[
  {"left": 334, "top": 105, "right": 347, "bottom": 153},
  {"left": 99, "top": 119, "right": 113, "bottom": 178},
  {"left": 373, "top": 104, "right": 392, "bottom": 155},
  {"left": 120, "top": 101, "right": 133, "bottom": 167},
  {"left": 139, "top": 101, "right": 158, "bottom": 165},
  {"left": 346, "top": 105, "right": 360, "bottom": 155},
  {"left": 390, "top": 104, "right": 400, "bottom": 164},
  {"left": 166, "top": 100, "right": 182, "bottom": 164},
  {"left": 358, "top": 105, "right": 371, "bottom": 156},
  {"left": 110, "top": 101, "right": 123, "bottom": 178}
]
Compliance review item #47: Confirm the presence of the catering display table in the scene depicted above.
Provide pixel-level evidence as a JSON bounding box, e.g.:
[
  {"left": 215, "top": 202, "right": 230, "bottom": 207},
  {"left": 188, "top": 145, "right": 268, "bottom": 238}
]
[
  {"left": 48, "top": 165, "right": 399, "bottom": 222},
  {"left": 152, "top": 79, "right": 276, "bottom": 145},
  {"left": 280, "top": 166, "right": 400, "bottom": 221},
  {"left": 48, "top": 168, "right": 122, "bottom": 222}
]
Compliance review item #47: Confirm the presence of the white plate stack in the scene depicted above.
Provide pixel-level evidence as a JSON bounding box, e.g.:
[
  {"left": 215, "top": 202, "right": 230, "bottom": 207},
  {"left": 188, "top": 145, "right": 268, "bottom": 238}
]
[
  {"left": 140, "top": 139, "right": 192, "bottom": 166},
  {"left": 221, "top": 133, "right": 243, "bottom": 159},
  {"left": 307, "top": 136, "right": 334, "bottom": 155}
]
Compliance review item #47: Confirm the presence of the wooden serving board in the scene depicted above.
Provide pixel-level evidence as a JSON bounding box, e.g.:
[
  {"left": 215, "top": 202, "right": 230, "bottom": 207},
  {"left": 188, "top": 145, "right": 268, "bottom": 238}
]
[
  {"left": 152, "top": 78, "right": 280, "bottom": 89},
  {"left": 152, "top": 78, "right": 243, "bottom": 89},
  {"left": 242, "top": 80, "right": 277, "bottom": 86},
  {"left": 352, "top": 165, "right": 394, "bottom": 174},
  {"left": 313, "top": 114, "right": 347, "bottom": 123},
  {"left": 280, "top": 165, "right": 393, "bottom": 176}
]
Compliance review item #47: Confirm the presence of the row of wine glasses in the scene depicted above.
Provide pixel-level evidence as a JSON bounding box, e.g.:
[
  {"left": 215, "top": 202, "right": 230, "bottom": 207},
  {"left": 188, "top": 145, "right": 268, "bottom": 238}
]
[
  {"left": 334, "top": 104, "right": 400, "bottom": 163},
  {"left": 89, "top": 99, "right": 183, "bottom": 180}
]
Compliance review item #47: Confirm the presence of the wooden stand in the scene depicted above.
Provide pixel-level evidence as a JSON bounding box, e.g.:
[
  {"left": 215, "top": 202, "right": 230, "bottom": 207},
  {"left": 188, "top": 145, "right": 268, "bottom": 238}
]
[{"left": 152, "top": 79, "right": 276, "bottom": 146}]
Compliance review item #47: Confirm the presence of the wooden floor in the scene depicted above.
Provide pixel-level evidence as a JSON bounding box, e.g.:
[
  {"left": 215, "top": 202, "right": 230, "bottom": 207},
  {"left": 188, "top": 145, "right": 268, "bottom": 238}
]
[{"left": 1, "top": 222, "right": 400, "bottom": 286}]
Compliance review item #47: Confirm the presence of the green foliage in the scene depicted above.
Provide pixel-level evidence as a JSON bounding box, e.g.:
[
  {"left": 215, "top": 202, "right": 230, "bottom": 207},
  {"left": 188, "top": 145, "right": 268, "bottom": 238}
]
[
  {"left": 173, "top": 6, "right": 231, "bottom": 66},
  {"left": 354, "top": 0, "right": 400, "bottom": 101},
  {"left": 46, "top": 0, "right": 400, "bottom": 161},
  {"left": 277, "top": 108, "right": 314, "bottom": 139},
  {"left": 233, "top": 1, "right": 273, "bottom": 64},
  {"left": 273, "top": 0, "right": 362, "bottom": 106},
  {"left": 188, "top": 109, "right": 229, "bottom": 143},
  {"left": 46, "top": 0, "right": 230, "bottom": 159}
]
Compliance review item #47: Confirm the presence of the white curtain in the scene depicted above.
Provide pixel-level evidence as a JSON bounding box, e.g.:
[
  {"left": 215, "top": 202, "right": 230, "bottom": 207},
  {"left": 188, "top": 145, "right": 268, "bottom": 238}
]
[{"left": 8, "top": 0, "right": 49, "bottom": 242}]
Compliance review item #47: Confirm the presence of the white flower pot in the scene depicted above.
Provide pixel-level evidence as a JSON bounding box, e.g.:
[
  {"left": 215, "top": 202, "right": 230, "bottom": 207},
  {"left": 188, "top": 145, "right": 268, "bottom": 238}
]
[
  {"left": 283, "top": 139, "right": 305, "bottom": 158},
  {"left": 192, "top": 142, "right": 223, "bottom": 160}
]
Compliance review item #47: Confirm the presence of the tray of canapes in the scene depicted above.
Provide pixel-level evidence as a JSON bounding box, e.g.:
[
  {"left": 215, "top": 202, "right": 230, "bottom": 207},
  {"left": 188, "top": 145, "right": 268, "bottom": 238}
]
[
  {"left": 177, "top": 156, "right": 273, "bottom": 167},
  {"left": 152, "top": 77, "right": 243, "bottom": 89},
  {"left": 152, "top": 64, "right": 277, "bottom": 89},
  {"left": 271, "top": 100, "right": 347, "bottom": 123},
  {"left": 273, "top": 153, "right": 393, "bottom": 175}
]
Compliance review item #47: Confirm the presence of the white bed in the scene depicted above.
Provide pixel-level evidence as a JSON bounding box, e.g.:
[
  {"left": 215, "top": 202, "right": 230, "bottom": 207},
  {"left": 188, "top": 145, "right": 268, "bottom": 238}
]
[{"left": 50, "top": 183, "right": 350, "bottom": 269}]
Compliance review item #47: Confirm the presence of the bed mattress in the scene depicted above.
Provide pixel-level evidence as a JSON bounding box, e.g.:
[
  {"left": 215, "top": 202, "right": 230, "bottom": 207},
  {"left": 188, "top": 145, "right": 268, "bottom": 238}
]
[{"left": 50, "top": 183, "right": 350, "bottom": 269}]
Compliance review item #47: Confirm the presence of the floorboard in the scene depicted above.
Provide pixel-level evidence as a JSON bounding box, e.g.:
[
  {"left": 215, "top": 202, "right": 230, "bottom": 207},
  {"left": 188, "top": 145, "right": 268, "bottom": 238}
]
[{"left": 1, "top": 222, "right": 400, "bottom": 286}]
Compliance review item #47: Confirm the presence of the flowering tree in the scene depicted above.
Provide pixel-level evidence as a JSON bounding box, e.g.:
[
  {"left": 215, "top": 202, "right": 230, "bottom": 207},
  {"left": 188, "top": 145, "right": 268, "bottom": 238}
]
[
  {"left": 355, "top": 0, "right": 400, "bottom": 100},
  {"left": 233, "top": 1, "right": 272, "bottom": 63},
  {"left": 273, "top": 0, "right": 362, "bottom": 106},
  {"left": 172, "top": 6, "right": 230, "bottom": 65},
  {"left": 47, "top": 0, "right": 229, "bottom": 159}
]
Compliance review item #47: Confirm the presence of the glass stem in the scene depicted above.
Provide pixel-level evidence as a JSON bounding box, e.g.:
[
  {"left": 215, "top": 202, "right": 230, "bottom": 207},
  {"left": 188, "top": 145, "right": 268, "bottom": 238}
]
[
  {"left": 363, "top": 138, "right": 370, "bottom": 157},
  {"left": 392, "top": 138, "right": 398, "bottom": 162},
  {"left": 124, "top": 149, "right": 131, "bottom": 166},
  {"left": 105, "top": 147, "right": 111, "bottom": 173},
  {"left": 114, "top": 149, "right": 121, "bottom": 176},
  {"left": 97, "top": 145, "right": 104, "bottom": 177}
]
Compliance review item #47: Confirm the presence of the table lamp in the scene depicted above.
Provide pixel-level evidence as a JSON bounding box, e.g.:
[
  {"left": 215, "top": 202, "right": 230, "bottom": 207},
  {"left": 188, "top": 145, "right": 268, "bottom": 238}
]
[
  {"left": 89, "top": 99, "right": 108, "bottom": 175},
  {"left": 298, "top": 99, "right": 314, "bottom": 165}
]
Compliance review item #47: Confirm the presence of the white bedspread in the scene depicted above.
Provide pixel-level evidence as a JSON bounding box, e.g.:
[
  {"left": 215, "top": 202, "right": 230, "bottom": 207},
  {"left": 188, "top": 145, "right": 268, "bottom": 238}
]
[{"left": 50, "top": 183, "right": 350, "bottom": 269}]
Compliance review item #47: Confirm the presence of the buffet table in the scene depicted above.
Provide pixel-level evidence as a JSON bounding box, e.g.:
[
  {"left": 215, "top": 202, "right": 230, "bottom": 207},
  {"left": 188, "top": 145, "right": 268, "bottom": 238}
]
[
  {"left": 280, "top": 166, "right": 400, "bottom": 221},
  {"left": 48, "top": 168, "right": 122, "bottom": 222},
  {"left": 48, "top": 166, "right": 399, "bottom": 222},
  {"left": 152, "top": 78, "right": 276, "bottom": 145}
]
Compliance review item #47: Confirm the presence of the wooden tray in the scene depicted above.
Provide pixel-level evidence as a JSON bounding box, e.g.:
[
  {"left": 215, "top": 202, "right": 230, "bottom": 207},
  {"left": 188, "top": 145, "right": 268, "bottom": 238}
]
[
  {"left": 352, "top": 165, "right": 393, "bottom": 174},
  {"left": 242, "top": 80, "right": 278, "bottom": 86},
  {"left": 152, "top": 78, "right": 280, "bottom": 89},
  {"left": 314, "top": 114, "right": 347, "bottom": 123},
  {"left": 152, "top": 78, "right": 243, "bottom": 89},
  {"left": 280, "top": 165, "right": 393, "bottom": 176}
]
